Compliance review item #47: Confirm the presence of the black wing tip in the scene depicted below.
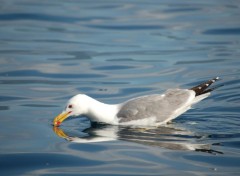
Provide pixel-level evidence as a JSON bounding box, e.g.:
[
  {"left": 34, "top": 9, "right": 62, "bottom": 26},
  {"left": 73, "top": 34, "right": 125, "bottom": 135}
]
[{"left": 190, "top": 77, "right": 222, "bottom": 96}]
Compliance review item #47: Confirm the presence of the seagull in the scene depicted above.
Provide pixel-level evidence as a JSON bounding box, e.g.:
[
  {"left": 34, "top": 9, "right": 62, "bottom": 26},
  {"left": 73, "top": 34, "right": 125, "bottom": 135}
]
[{"left": 53, "top": 77, "right": 221, "bottom": 127}]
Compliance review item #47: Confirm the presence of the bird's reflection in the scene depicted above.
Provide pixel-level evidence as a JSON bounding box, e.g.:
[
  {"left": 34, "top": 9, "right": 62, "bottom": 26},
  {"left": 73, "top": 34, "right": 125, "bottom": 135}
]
[{"left": 52, "top": 123, "right": 223, "bottom": 154}]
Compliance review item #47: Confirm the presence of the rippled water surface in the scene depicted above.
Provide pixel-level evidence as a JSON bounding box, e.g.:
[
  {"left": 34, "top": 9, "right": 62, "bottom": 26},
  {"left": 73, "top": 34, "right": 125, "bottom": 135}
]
[{"left": 0, "top": 0, "right": 240, "bottom": 175}]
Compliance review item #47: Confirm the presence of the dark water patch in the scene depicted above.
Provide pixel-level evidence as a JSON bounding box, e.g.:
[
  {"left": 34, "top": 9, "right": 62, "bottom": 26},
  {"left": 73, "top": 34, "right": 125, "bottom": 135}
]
[
  {"left": 97, "top": 49, "right": 199, "bottom": 57},
  {"left": 93, "top": 65, "right": 135, "bottom": 70},
  {"left": 0, "top": 50, "right": 40, "bottom": 54},
  {"left": 0, "top": 13, "right": 112, "bottom": 23},
  {"left": 49, "top": 58, "right": 91, "bottom": 62},
  {"left": 163, "top": 7, "right": 201, "bottom": 13},
  {"left": 0, "top": 106, "right": 9, "bottom": 110},
  {"left": 225, "top": 96, "right": 240, "bottom": 103},
  {"left": 16, "top": 1, "right": 62, "bottom": 7},
  {"left": 49, "top": 57, "right": 89, "bottom": 61},
  {"left": 76, "top": 87, "right": 96, "bottom": 92},
  {"left": 61, "top": 63, "right": 80, "bottom": 66},
  {"left": 0, "top": 70, "right": 106, "bottom": 79},
  {"left": 199, "top": 106, "right": 240, "bottom": 113},
  {"left": 198, "top": 41, "right": 233, "bottom": 45},
  {"left": 0, "top": 79, "right": 69, "bottom": 85},
  {"left": 106, "top": 58, "right": 135, "bottom": 62},
  {"left": 0, "top": 96, "right": 26, "bottom": 102},
  {"left": 207, "top": 133, "right": 240, "bottom": 140},
  {"left": 91, "top": 4, "right": 123, "bottom": 10},
  {"left": 215, "top": 91, "right": 240, "bottom": 103},
  {"left": 100, "top": 81, "right": 129, "bottom": 85},
  {"left": 0, "top": 153, "right": 103, "bottom": 175},
  {"left": 107, "top": 57, "right": 166, "bottom": 63},
  {"left": 69, "top": 143, "right": 107, "bottom": 152},
  {"left": 203, "top": 28, "right": 240, "bottom": 35},
  {"left": 87, "top": 24, "right": 165, "bottom": 30},
  {"left": 47, "top": 27, "right": 67, "bottom": 32},
  {"left": 221, "top": 141, "right": 240, "bottom": 149},
  {"left": 151, "top": 32, "right": 187, "bottom": 41},
  {"left": 48, "top": 51, "right": 95, "bottom": 61},
  {"left": 214, "top": 53, "right": 232, "bottom": 57},
  {"left": 36, "top": 39, "right": 132, "bottom": 47},
  {"left": 21, "top": 104, "right": 59, "bottom": 108},
  {"left": 66, "top": 51, "right": 95, "bottom": 60},
  {"left": 218, "top": 79, "right": 240, "bottom": 88},
  {"left": 175, "top": 58, "right": 227, "bottom": 65},
  {"left": 183, "top": 154, "right": 240, "bottom": 167},
  {"left": 36, "top": 39, "right": 81, "bottom": 44}
]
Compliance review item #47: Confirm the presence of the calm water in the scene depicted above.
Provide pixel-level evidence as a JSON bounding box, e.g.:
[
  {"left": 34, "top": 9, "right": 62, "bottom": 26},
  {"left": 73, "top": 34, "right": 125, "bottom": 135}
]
[{"left": 0, "top": 0, "right": 240, "bottom": 175}]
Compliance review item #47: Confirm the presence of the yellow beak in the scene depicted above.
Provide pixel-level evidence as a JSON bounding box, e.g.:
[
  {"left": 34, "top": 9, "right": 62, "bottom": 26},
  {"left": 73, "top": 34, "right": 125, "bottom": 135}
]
[{"left": 53, "top": 111, "right": 70, "bottom": 126}]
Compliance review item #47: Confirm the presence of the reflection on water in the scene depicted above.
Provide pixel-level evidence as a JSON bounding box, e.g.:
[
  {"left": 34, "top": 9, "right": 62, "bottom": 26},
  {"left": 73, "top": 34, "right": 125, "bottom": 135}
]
[{"left": 53, "top": 124, "right": 223, "bottom": 154}]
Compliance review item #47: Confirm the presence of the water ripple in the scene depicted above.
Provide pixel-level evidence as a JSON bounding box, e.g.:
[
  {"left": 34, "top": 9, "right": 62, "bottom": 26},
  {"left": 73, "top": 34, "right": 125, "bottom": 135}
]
[
  {"left": 0, "top": 79, "right": 69, "bottom": 85},
  {"left": 175, "top": 58, "right": 227, "bottom": 65},
  {"left": 0, "top": 153, "right": 103, "bottom": 175},
  {"left": 203, "top": 28, "right": 240, "bottom": 35},
  {"left": 0, "top": 13, "right": 112, "bottom": 23},
  {"left": 87, "top": 24, "right": 165, "bottom": 30},
  {"left": 93, "top": 65, "right": 136, "bottom": 71},
  {"left": 0, "top": 70, "right": 106, "bottom": 79},
  {"left": 0, "top": 95, "right": 26, "bottom": 102}
]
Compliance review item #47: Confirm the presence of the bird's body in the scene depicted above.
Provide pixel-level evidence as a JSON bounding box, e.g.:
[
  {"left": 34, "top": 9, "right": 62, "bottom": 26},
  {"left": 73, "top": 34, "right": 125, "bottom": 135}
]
[
  {"left": 53, "top": 77, "right": 221, "bottom": 127},
  {"left": 117, "top": 89, "right": 208, "bottom": 126}
]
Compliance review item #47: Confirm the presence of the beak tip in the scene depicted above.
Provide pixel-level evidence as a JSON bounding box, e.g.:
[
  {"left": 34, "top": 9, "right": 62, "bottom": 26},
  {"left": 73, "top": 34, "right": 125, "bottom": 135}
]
[
  {"left": 53, "top": 121, "right": 61, "bottom": 127},
  {"left": 53, "top": 111, "right": 69, "bottom": 126}
]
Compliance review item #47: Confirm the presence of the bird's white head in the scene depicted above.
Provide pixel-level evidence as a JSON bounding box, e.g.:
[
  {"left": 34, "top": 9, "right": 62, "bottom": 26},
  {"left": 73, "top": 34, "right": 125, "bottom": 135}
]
[{"left": 53, "top": 94, "right": 90, "bottom": 126}]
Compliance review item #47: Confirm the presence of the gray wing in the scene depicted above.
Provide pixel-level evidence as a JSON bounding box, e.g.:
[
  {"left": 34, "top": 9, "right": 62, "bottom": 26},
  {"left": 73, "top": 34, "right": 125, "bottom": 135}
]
[{"left": 117, "top": 89, "right": 195, "bottom": 123}]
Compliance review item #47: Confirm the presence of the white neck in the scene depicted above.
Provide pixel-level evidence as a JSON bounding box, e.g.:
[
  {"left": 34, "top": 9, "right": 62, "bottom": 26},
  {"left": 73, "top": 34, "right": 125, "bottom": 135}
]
[{"left": 84, "top": 96, "right": 120, "bottom": 125}]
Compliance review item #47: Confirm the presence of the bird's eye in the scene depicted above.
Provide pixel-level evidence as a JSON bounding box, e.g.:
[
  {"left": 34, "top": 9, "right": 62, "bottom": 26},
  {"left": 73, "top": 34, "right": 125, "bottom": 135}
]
[{"left": 68, "top": 105, "right": 73, "bottom": 108}]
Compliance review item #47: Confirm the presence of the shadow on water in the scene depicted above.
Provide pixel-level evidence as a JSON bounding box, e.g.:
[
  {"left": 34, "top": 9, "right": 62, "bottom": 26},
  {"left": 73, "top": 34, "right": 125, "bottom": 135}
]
[{"left": 52, "top": 123, "right": 223, "bottom": 155}]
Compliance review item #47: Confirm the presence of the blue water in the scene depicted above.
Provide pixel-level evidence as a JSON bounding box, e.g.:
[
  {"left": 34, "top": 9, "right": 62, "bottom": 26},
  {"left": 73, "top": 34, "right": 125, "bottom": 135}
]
[{"left": 0, "top": 0, "right": 240, "bottom": 175}]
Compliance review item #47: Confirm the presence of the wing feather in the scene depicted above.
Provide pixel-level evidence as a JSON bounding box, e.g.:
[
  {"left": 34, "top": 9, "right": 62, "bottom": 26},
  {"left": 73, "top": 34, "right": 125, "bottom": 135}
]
[{"left": 117, "top": 89, "right": 195, "bottom": 123}]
